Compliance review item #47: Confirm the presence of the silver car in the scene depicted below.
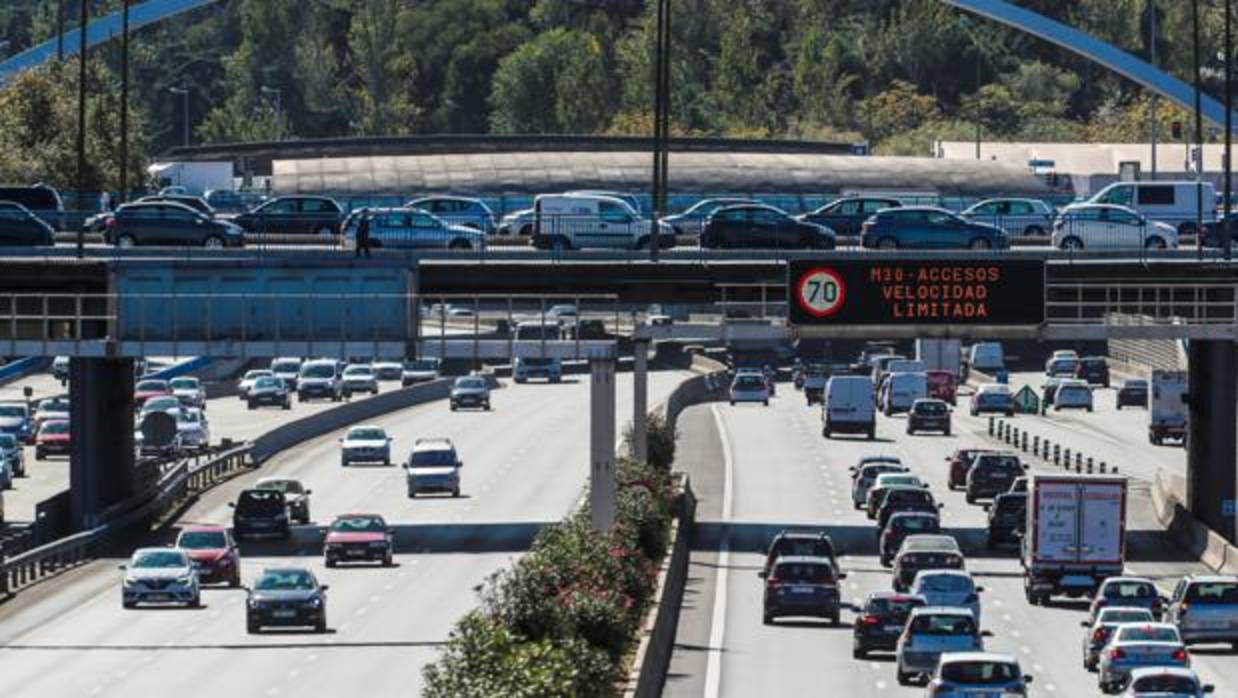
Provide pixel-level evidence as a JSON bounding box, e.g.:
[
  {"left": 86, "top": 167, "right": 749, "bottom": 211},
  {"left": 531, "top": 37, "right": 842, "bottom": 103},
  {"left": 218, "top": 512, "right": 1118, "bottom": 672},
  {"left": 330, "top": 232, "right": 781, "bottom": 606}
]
[
  {"left": 909, "top": 569, "right": 984, "bottom": 628},
  {"left": 1082, "top": 607, "right": 1156, "bottom": 672},
  {"left": 238, "top": 369, "right": 273, "bottom": 399},
  {"left": 1119, "top": 667, "right": 1215, "bottom": 697},
  {"left": 120, "top": 547, "right": 201, "bottom": 608},
  {"left": 0, "top": 432, "right": 25, "bottom": 477},
  {"left": 169, "top": 376, "right": 206, "bottom": 408},
  {"left": 406, "top": 438, "right": 461, "bottom": 498},
  {"left": 926, "top": 652, "right": 1033, "bottom": 696},
  {"left": 1165, "top": 574, "right": 1238, "bottom": 646},
  {"left": 341, "top": 364, "right": 379, "bottom": 396},
  {"left": 895, "top": 606, "right": 987, "bottom": 686},
  {"left": 960, "top": 197, "right": 1055, "bottom": 236},
  {"left": 175, "top": 408, "right": 210, "bottom": 450},
  {"left": 849, "top": 458, "right": 908, "bottom": 510},
  {"left": 1097, "top": 622, "right": 1189, "bottom": 694},
  {"left": 339, "top": 425, "right": 392, "bottom": 466}
]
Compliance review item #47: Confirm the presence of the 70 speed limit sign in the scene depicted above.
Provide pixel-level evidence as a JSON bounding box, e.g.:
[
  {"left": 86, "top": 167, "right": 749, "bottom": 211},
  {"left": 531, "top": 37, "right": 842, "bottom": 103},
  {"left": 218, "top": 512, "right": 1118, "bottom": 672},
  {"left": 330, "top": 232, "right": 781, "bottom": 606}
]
[{"left": 795, "top": 267, "right": 846, "bottom": 318}]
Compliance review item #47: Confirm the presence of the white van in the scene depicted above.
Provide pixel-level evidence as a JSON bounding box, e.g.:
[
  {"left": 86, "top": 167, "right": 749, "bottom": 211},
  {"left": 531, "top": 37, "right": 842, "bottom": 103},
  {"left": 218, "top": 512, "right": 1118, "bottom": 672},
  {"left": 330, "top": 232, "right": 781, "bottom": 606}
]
[
  {"left": 882, "top": 372, "right": 928, "bottom": 415},
  {"left": 968, "top": 342, "right": 1005, "bottom": 373},
  {"left": 533, "top": 194, "right": 675, "bottom": 251},
  {"left": 1089, "top": 181, "right": 1216, "bottom": 235},
  {"left": 822, "top": 375, "right": 876, "bottom": 440}
]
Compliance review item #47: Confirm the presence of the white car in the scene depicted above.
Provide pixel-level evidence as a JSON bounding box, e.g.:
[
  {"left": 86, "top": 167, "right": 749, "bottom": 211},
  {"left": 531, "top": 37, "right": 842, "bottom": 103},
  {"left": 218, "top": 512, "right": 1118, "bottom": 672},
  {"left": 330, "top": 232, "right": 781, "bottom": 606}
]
[
  {"left": 139, "top": 395, "right": 182, "bottom": 420},
  {"left": 169, "top": 376, "right": 206, "bottom": 408},
  {"left": 401, "top": 358, "right": 441, "bottom": 387},
  {"left": 730, "top": 372, "right": 769, "bottom": 406},
  {"left": 1097, "top": 622, "right": 1190, "bottom": 694},
  {"left": 176, "top": 408, "right": 210, "bottom": 450},
  {"left": 340, "top": 425, "right": 392, "bottom": 466},
  {"left": 238, "top": 369, "right": 273, "bottom": 399},
  {"left": 1082, "top": 607, "right": 1157, "bottom": 672},
  {"left": 373, "top": 360, "right": 403, "bottom": 381},
  {"left": 269, "top": 357, "right": 303, "bottom": 390},
  {"left": 341, "top": 364, "right": 379, "bottom": 395},
  {"left": 1119, "top": 667, "right": 1214, "bottom": 697},
  {"left": 909, "top": 569, "right": 984, "bottom": 628},
  {"left": 927, "top": 652, "right": 1033, "bottom": 696},
  {"left": 1054, "top": 379, "right": 1094, "bottom": 412},
  {"left": 33, "top": 397, "right": 70, "bottom": 428},
  {"left": 120, "top": 547, "right": 201, "bottom": 608},
  {"left": 1053, "top": 203, "right": 1178, "bottom": 251}
]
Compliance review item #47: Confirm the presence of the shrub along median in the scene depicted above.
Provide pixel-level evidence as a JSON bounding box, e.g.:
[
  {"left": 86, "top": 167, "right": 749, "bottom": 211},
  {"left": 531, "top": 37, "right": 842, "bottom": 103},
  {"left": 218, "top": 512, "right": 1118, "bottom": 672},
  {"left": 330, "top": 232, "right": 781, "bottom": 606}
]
[{"left": 423, "top": 417, "right": 679, "bottom": 698}]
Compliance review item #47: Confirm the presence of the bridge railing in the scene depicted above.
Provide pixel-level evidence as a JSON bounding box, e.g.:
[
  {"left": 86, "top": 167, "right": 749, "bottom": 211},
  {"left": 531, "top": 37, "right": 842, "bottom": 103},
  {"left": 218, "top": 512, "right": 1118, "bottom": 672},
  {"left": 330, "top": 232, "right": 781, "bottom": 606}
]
[{"left": 1046, "top": 282, "right": 1238, "bottom": 329}]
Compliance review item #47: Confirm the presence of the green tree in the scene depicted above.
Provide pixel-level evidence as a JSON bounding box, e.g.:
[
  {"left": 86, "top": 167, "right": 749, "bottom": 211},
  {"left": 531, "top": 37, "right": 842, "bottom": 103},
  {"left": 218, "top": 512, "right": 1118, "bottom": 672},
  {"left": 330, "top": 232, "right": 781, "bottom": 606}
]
[
  {"left": 961, "top": 83, "right": 1023, "bottom": 136},
  {"left": 489, "top": 29, "right": 614, "bottom": 134},
  {"left": 859, "top": 79, "right": 941, "bottom": 143},
  {"left": 710, "top": 2, "right": 790, "bottom": 134},
  {"left": 792, "top": 29, "right": 856, "bottom": 130},
  {"left": 348, "top": 0, "right": 419, "bottom": 135}
]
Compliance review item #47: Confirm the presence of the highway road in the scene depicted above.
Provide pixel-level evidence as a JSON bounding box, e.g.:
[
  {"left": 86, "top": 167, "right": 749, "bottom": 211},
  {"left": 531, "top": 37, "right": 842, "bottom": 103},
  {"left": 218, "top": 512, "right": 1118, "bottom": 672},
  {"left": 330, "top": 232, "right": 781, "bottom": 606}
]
[
  {"left": 665, "top": 380, "right": 1233, "bottom": 697},
  {"left": 0, "top": 369, "right": 686, "bottom": 697}
]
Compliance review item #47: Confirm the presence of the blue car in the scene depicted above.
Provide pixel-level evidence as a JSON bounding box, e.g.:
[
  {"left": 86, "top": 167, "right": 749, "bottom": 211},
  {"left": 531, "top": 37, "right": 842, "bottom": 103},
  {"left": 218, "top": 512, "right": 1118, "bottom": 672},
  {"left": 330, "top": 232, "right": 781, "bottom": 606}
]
[
  {"left": 861, "top": 207, "right": 1009, "bottom": 250},
  {"left": 344, "top": 207, "right": 486, "bottom": 251},
  {"left": 406, "top": 196, "right": 496, "bottom": 235}
]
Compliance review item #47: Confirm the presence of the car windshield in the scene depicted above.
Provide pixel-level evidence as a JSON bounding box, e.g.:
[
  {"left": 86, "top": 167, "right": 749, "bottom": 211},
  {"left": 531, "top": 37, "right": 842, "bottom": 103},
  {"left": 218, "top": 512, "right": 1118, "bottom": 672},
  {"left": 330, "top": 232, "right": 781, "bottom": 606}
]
[
  {"left": 0, "top": 404, "right": 26, "bottom": 417},
  {"left": 910, "top": 614, "right": 975, "bottom": 635},
  {"left": 1105, "top": 581, "right": 1156, "bottom": 599},
  {"left": 177, "top": 411, "right": 200, "bottom": 424},
  {"left": 915, "top": 402, "right": 947, "bottom": 415},
  {"left": 143, "top": 397, "right": 180, "bottom": 411},
  {"left": 302, "top": 364, "right": 335, "bottom": 378},
  {"left": 1117, "top": 626, "right": 1180, "bottom": 643},
  {"left": 976, "top": 456, "right": 1021, "bottom": 473},
  {"left": 456, "top": 378, "right": 486, "bottom": 389},
  {"left": 917, "top": 575, "right": 973, "bottom": 593},
  {"left": 735, "top": 376, "right": 764, "bottom": 388},
  {"left": 132, "top": 550, "right": 187, "bottom": 568},
  {"left": 1131, "top": 675, "right": 1199, "bottom": 692},
  {"left": 169, "top": 378, "right": 198, "bottom": 390},
  {"left": 868, "top": 597, "right": 924, "bottom": 619},
  {"left": 178, "top": 531, "right": 227, "bottom": 549},
  {"left": 245, "top": 371, "right": 272, "bottom": 380},
  {"left": 894, "top": 516, "right": 938, "bottom": 532},
  {"left": 774, "top": 562, "right": 835, "bottom": 583},
  {"left": 406, "top": 360, "right": 439, "bottom": 371},
  {"left": 236, "top": 490, "right": 284, "bottom": 514},
  {"left": 255, "top": 570, "right": 316, "bottom": 591},
  {"left": 1124, "top": 380, "right": 1148, "bottom": 389},
  {"left": 879, "top": 476, "right": 920, "bottom": 488},
  {"left": 772, "top": 538, "right": 832, "bottom": 559},
  {"left": 1100, "top": 609, "right": 1154, "bottom": 624},
  {"left": 271, "top": 361, "right": 300, "bottom": 373},
  {"left": 330, "top": 516, "right": 385, "bottom": 533},
  {"left": 255, "top": 377, "right": 282, "bottom": 388},
  {"left": 257, "top": 480, "right": 302, "bottom": 494},
  {"left": 136, "top": 380, "right": 168, "bottom": 392},
  {"left": 348, "top": 428, "right": 386, "bottom": 440},
  {"left": 344, "top": 366, "right": 373, "bottom": 376},
  {"left": 1185, "top": 581, "right": 1238, "bottom": 603},
  {"left": 40, "top": 398, "right": 69, "bottom": 411},
  {"left": 410, "top": 449, "right": 456, "bottom": 467},
  {"left": 888, "top": 490, "right": 933, "bottom": 506},
  {"left": 939, "top": 661, "right": 1020, "bottom": 685},
  {"left": 523, "top": 358, "right": 554, "bottom": 367},
  {"left": 41, "top": 421, "right": 68, "bottom": 434}
]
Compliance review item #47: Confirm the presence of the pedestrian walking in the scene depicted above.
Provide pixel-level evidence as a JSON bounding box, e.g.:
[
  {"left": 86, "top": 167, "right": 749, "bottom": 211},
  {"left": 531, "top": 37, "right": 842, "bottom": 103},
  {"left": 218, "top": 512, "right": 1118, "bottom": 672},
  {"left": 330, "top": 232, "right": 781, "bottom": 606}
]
[{"left": 355, "top": 210, "right": 372, "bottom": 258}]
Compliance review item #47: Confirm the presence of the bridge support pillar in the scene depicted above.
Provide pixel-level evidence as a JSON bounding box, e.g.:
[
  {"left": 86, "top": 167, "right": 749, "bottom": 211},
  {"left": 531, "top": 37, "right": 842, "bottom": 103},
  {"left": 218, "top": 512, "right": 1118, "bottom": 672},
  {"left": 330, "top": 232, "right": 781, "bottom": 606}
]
[
  {"left": 632, "top": 340, "right": 649, "bottom": 463},
  {"left": 590, "top": 355, "right": 616, "bottom": 531},
  {"left": 1187, "top": 340, "right": 1238, "bottom": 542},
  {"left": 69, "top": 358, "right": 136, "bottom": 531}
]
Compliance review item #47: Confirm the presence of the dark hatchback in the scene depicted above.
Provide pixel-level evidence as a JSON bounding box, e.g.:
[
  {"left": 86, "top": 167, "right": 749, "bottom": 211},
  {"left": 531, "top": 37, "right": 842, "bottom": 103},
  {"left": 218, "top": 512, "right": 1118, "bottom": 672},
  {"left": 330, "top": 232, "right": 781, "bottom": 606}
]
[
  {"left": 760, "top": 555, "right": 845, "bottom": 625},
  {"left": 799, "top": 196, "right": 901, "bottom": 237},
  {"left": 907, "top": 399, "right": 951, "bottom": 435},
  {"left": 105, "top": 202, "right": 245, "bottom": 248},
  {"left": 1075, "top": 356, "right": 1110, "bottom": 387},
  {"left": 892, "top": 538, "right": 965, "bottom": 592},
  {"left": 877, "top": 488, "right": 941, "bottom": 531},
  {"left": 852, "top": 592, "right": 927, "bottom": 658},
  {"left": 0, "top": 201, "right": 55, "bottom": 246},
  {"left": 965, "top": 453, "right": 1025, "bottom": 504},
  {"left": 985, "top": 492, "right": 1027, "bottom": 547},
  {"left": 762, "top": 530, "right": 838, "bottom": 575},
  {"left": 700, "top": 204, "right": 836, "bottom": 250},
  {"left": 232, "top": 196, "right": 343, "bottom": 236},
  {"left": 246, "top": 567, "right": 328, "bottom": 633},
  {"left": 861, "top": 207, "right": 1008, "bottom": 250},
  {"left": 946, "top": 449, "right": 992, "bottom": 490},
  {"left": 1116, "top": 379, "right": 1148, "bottom": 409},
  {"left": 880, "top": 512, "right": 942, "bottom": 567},
  {"left": 230, "top": 489, "right": 290, "bottom": 539}
]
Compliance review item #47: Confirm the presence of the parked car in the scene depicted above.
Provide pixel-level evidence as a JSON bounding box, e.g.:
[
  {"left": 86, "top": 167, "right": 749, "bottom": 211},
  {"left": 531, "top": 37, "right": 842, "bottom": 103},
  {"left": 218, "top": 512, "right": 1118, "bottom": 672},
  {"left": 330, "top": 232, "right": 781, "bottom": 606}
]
[
  {"left": 892, "top": 534, "right": 963, "bottom": 592},
  {"left": 880, "top": 512, "right": 941, "bottom": 567},
  {"left": 255, "top": 476, "right": 312, "bottom": 524},
  {"left": 339, "top": 425, "right": 392, "bottom": 466},
  {"left": 401, "top": 358, "right": 441, "bottom": 386},
  {"left": 1117, "top": 379, "right": 1149, "bottom": 409},
  {"left": 175, "top": 525, "right": 241, "bottom": 587},
  {"left": 985, "top": 491, "right": 1027, "bottom": 548},
  {"left": 405, "top": 437, "right": 462, "bottom": 498},
  {"left": 247, "top": 376, "right": 292, "bottom": 410},
  {"left": 730, "top": 372, "right": 770, "bottom": 406},
  {"left": 970, "top": 383, "right": 1014, "bottom": 416},
  {"left": 966, "top": 452, "right": 1025, "bottom": 504},
  {"left": 1077, "top": 356, "right": 1112, "bottom": 387},
  {"left": 895, "top": 607, "right": 987, "bottom": 686},
  {"left": 230, "top": 488, "right": 291, "bottom": 539},
  {"left": 231, "top": 196, "right": 342, "bottom": 236},
  {"left": 246, "top": 567, "right": 328, "bottom": 633},
  {"left": 1097, "top": 623, "right": 1190, "bottom": 693},
  {"left": 960, "top": 197, "right": 1055, "bottom": 236},
  {"left": 927, "top": 652, "right": 1033, "bottom": 696},
  {"left": 343, "top": 207, "right": 487, "bottom": 250},
  {"left": 323, "top": 513, "right": 393, "bottom": 567},
  {"left": 450, "top": 375, "right": 491, "bottom": 411},
  {"left": 700, "top": 204, "right": 836, "bottom": 249},
  {"left": 852, "top": 591, "right": 926, "bottom": 658},
  {"left": 1119, "top": 667, "right": 1215, "bottom": 697},
  {"left": 1088, "top": 180, "right": 1214, "bottom": 236},
  {"left": 861, "top": 207, "right": 1009, "bottom": 250},
  {"left": 104, "top": 201, "right": 244, "bottom": 248},
  {"left": 906, "top": 398, "right": 951, "bottom": 435},
  {"left": 406, "top": 195, "right": 497, "bottom": 234},
  {"left": 1082, "top": 607, "right": 1157, "bottom": 672},
  {"left": 760, "top": 555, "right": 845, "bottom": 625},
  {"left": 661, "top": 197, "right": 758, "bottom": 236},
  {"left": 119, "top": 547, "right": 200, "bottom": 608},
  {"left": 1165, "top": 574, "right": 1238, "bottom": 647},
  {"left": 341, "top": 364, "right": 379, "bottom": 395},
  {"left": 798, "top": 196, "right": 901, "bottom": 237},
  {"left": 1053, "top": 203, "right": 1178, "bottom": 251},
  {"left": 34, "top": 418, "right": 71, "bottom": 460},
  {"left": 0, "top": 201, "right": 56, "bottom": 246}
]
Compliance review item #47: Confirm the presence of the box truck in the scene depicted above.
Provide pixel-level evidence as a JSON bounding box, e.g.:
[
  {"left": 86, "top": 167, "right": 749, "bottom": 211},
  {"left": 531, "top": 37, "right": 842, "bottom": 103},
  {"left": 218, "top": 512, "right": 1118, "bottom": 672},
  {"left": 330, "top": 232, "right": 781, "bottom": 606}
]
[
  {"left": 915, "top": 338, "right": 962, "bottom": 377},
  {"left": 1149, "top": 370, "right": 1188, "bottom": 445},
  {"left": 1022, "top": 474, "right": 1127, "bottom": 605}
]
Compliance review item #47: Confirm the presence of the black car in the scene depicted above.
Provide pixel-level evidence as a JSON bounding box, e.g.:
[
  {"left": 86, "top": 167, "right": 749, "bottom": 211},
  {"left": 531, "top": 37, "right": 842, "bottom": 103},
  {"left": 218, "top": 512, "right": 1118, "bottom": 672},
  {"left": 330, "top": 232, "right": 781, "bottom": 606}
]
[
  {"left": 760, "top": 555, "right": 845, "bottom": 625},
  {"left": 232, "top": 196, "right": 343, "bottom": 236},
  {"left": 852, "top": 591, "right": 926, "bottom": 658},
  {"left": 986, "top": 492, "right": 1027, "bottom": 548},
  {"left": 137, "top": 194, "right": 215, "bottom": 217},
  {"left": 230, "top": 489, "right": 291, "bottom": 539},
  {"left": 877, "top": 488, "right": 941, "bottom": 531},
  {"left": 906, "top": 398, "right": 951, "bottom": 435},
  {"left": 246, "top": 567, "right": 328, "bottom": 633},
  {"left": 762, "top": 530, "right": 838, "bottom": 576},
  {"left": 104, "top": 202, "right": 245, "bottom": 248},
  {"left": 255, "top": 477, "right": 311, "bottom": 524},
  {"left": 860, "top": 207, "right": 1008, "bottom": 250},
  {"left": 1075, "top": 356, "right": 1110, "bottom": 387},
  {"left": 700, "top": 204, "right": 836, "bottom": 249},
  {"left": 0, "top": 201, "right": 55, "bottom": 246},
  {"left": 965, "top": 453, "right": 1024, "bottom": 504},
  {"left": 799, "top": 196, "right": 901, "bottom": 237},
  {"left": 879, "top": 512, "right": 941, "bottom": 567},
  {"left": 1116, "top": 379, "right": 1148, "bottom": 409},
  {"left": 0, "top": 185, "right": 63, "bottom": 230},
  {"left": 247, "top": 376, "right": 292, "bottom": 410}
]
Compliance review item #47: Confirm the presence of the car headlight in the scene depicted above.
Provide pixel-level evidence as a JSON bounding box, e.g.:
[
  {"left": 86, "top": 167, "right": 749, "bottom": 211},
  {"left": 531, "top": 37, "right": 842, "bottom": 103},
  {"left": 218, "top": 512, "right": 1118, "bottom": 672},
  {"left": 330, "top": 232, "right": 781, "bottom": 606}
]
[
  {"left": 247, "top": 598, "right": 259, "bottom": 608},
  {"left": 308, "top": 596, "right": 323, "bottom": 608},
  {"left": 177, "top": 576, "right": 192, "bottom": 585}
]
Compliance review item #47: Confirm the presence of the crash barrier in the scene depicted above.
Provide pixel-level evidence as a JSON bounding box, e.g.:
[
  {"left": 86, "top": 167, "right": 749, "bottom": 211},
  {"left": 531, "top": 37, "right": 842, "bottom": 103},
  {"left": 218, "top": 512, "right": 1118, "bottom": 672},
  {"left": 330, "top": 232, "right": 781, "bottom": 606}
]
[
  {"left": 1152, "top": 469, "right": 1238, "bottom": 574},
  {"left": 988, "top": 417, "right": 1116, "bottom": 475},
  {"left": 0, "top": 356, "right": 51, "bottom": 387},
  {"left": 140, "top": 356, "right": 213, "bottom": 380}
]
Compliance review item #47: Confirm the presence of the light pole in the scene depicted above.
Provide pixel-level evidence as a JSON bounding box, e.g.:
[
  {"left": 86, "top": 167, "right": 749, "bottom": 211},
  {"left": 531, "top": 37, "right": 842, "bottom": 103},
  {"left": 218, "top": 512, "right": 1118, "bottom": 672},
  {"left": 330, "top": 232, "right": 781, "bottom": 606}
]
[
  {"left": 120, "top": 0, "right": 130, "bottom": 203},
  {"left": 75, "top": 0, "right": 88, "bottom": 259},
  {"left": 1192, "top": 0, "right": 1204, "bottom": 255},
  {"left": 649, "top": 0, "right": 670, "bottom": 263},
  {"left": 168, "top": 87, "right": 189, "bottom": 147},
  {"left": 1224, "top": 0, "right": 1233, "bottom": 260},
  {"left": 1148, "top": 0, "right": 1159, "bottom": 178},
  {"left": 260, "top": 86, "right": 283, "bottom": 140}
]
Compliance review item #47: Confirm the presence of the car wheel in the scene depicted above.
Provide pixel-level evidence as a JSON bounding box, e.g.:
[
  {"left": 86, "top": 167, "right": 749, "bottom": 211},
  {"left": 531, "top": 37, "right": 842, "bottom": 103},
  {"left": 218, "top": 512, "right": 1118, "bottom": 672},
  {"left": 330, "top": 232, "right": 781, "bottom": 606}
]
[
  {"left": 230, "top": 573, "right": 240, "bottom": 588},
  {"left": 116, "top": 234, "right": 137, "bottom": 248},
  {"left": 450, "top": 404, "right": 457, "bottom": 412},
  {"left": 1145, "top": 236, "right": 1167, "bottom": 250},
  {"left": 325, "top": 557, "right": 336, "bottom": 568},
  {"left": 484, "top": 402, "right": 491, "bottom": 411},
  {"left": 247, "top": 619, "right": 260, "bottom": 634},
  {"left": 315, "top": 618, "right": 328, "bottom": 633},
  {"left": 122, "top": 599, "right": 136, "bottom": 609},
  {"left": 1024, "top": 225, "right": 1044, "bottom": 236},
  {"left": 966, "top": 494, "right": 975, "bottom": 505},
  {"left": 762, "top": 612, "right": 774, "bottom": 625},
  {"left": 518, "top": 223, "right": 533, "bottom": 237},
  {"left": 282, "top": 400, "right": 290, "bottom": 410},
  {"left": 383, "top": 554, "right": 393, "bottom": 567},
  {"left": 1061, "top": 236, "right": 1083, "bottom": 251},
  {"left": 852, "top": 645, "right": 866, "bottom": 659},
  {"left": 35, "top": 448, "right": 43, "bottom": 460},
  {"left": 550, "top": 236, "right": 569, "bottom": 253},
  {"left": 448, "top": 239, "right": 472, "bottom": 250},
  {"left": 316, "top": 225, "right": 334, "bottom": 237},
  {"left": 896, "top": 669, "right": 912, "bottom": 686},
  {"left": 1115, "top": 403, "right": 1122, "bottom": 411},
  {"left": 203, "top": 235, "right": 225, "bottom": 249},
  {"left": 831, "top": 612, "right": 840, "bottom": 626},
  {"left": 968, "top": 238, "right": 992, "bottom": 250},
  {"left": 247, "top": 400, "right": 255, "bottom": 410},
  {"left": 408, "top": 490, "right": 416, "bottom": 499},
  {"left": 189, "top": 593, "right": 201, "bottom": 609},
  {"left": 876, "top": 238, "right": 898, "bottom": 250}
]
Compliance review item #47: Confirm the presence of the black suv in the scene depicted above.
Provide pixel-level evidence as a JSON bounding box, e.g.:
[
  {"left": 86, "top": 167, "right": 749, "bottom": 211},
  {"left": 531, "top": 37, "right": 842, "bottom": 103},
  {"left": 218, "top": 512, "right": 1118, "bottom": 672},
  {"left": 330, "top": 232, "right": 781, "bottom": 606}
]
[
  {"left": 760, "top": 556, "right": 845, "bottom": 625},
  {"left": 985, "top": 492, "right": 1027, "bottom": 548},
  {"left": 1075, "top": 356, "right": 1110, "bottom": 387},
  {"left": 230, "top": 489, "right": 290, "bottom": 539},
  {"left": 762, "top": 530, "right": 838, "bottom": 576},
  {"left": 232, "top": 196, "right": 343, "bottom": 236},
  {"left": 965, "top": 453, "right": 1025, "bottom": 504},
  {"left": 852, "top": 591, "right": 926, "bottom": 658}
]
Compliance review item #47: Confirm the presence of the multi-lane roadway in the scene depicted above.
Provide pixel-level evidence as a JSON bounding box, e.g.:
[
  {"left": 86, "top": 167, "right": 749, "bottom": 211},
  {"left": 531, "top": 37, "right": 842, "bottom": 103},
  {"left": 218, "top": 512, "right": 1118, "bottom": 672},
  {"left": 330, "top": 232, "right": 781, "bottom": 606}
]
[
  {"left": 666, "top": 375, "right": 1226, "bottom": 697},
  {"left": 0, "top": 369, "right": 685, "bottom": 697}
]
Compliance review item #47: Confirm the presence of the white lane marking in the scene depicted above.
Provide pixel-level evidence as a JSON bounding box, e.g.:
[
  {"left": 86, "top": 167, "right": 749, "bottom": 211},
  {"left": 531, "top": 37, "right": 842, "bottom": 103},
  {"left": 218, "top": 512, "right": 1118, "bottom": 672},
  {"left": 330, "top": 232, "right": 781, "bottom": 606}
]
[{"left": 704, "top": 404, "right": 734, "bottom": 698}]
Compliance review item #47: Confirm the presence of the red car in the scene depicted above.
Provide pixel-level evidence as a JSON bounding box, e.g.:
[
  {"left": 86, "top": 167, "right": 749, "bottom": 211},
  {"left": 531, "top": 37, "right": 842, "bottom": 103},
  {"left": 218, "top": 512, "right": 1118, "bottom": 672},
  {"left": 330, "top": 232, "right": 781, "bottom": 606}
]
[
  {"left": 946, "top": 448, "right": 992, "bottom": 490},
  {"left": 926, "top": 370, "right": 957, "bottom": 405},
  {"left": 34, "top": 418, "right": 71, "bottom": 460},
  {"left": 176, "top": 525, "right": 241, "bottom": 587},
  {"left": 323, "top": 513, "right": 393, "bottom": 567},
  {"left": 133, "top": 378, "right": 173, "bottom": 408}
]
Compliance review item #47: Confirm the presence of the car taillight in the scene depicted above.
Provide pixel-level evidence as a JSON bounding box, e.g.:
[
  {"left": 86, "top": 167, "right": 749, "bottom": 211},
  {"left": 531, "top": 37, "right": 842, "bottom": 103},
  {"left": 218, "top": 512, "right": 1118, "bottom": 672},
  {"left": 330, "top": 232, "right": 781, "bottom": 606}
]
[
  {"left": 1092, "top": 628, "right": 1108, "bottom": 643},
  {"left": 106, "top": 217, "right": 118, "bottom": 230},
  {"left": 1173, "top": 648, "right": 1188, "bottom": 662},
  {"left": 1109, "top": 648, "right": 1125, "bottom": 660},
  {"left": 860, "top": 615, "right": 881, "bottom": 626},
  {"left": 766, "top": 576, "right": 781, "bottom": 588},
  {"left": 1152, "top": 598, "right": 1162, "bottom": 612}
]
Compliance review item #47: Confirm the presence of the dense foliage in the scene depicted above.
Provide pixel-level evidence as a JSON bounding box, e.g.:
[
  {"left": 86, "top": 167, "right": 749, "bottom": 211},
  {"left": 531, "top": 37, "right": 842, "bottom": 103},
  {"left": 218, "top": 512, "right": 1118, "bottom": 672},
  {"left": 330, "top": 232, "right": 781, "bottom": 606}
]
[
  {"left": 423, "top": 456, "right": 677, "bottom": 697},
  {"left": 0, "top": 0, "right": 1229, "bottom": 186}
]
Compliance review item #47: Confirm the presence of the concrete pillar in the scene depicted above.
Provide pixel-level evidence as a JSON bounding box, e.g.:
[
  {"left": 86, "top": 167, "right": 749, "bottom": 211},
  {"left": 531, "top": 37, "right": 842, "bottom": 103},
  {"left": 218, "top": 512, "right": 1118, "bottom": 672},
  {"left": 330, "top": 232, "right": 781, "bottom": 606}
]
[
  {"left": 70, "top": 357, "right": 136, "bottom": 531},
  {"left": 1187, "top": 340, "right": 1238, "bottom": 542},
  {"left": 632, "top": 339, "right": 649, "bottom": 463},
  {"left": 590, "top": 355, "right": 617, "bottom": 531}
]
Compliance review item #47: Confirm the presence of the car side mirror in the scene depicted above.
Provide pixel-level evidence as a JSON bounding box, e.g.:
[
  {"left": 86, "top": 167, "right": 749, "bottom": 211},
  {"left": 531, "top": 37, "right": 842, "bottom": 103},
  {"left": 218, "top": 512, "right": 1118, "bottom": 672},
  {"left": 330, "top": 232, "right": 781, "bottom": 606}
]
[
  {"left": 320, "top": 584, "right": 330, "bottom": 592},
  {"left": 1203, "top": 685, "right": 1215, "bottom": 694},
  {"left": 837, "top": 572, "right": 847, "bottom": 580},
  {"left": 975, "top": 586, "right": 985, "bottom": 593},
  {"left": 117, "top": 564, "right": 127, "bottom": 570},
  {"left": 227, "top": 502, "right": 236, "bottom": 508},
  {"left": 1080, "top": 620, "right": 1090, "bottom": 627},
  {"left": 758, "top": 570, "right": 768, "bottom": 579},
  {"left": 305, "top": 489, "right": 313, "bottom": 495},
  {"left": 457, "top": 461, "right": 464, "bottom": 468},
  {"left": 980, "top": 630, "right": 994, "bottom": 638},
  {"left": 982, "top": 504, "right": 991, "bottom": 512},
  {"left": 1023, "top": 675, "right": 1034, "bottom": 684},
  {"left": 337, "top": 438, "right": 343, "bottom": 443},
  {"left": 386, "top": 437, "right": 393, "bottom": 443},
  {"left": 387, "top": 528, "right": 395, "bottom": 535},
  {"left": 937, "top": 503, "right": 944, "bottom": 509}
]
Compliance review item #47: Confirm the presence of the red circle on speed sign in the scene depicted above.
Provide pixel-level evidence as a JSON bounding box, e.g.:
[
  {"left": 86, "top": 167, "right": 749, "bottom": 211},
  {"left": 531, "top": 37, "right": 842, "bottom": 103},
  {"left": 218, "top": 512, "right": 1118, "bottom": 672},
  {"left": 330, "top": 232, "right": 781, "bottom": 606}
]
[{"left": 796, "top": 267, "right": 846, "bottom": 318}]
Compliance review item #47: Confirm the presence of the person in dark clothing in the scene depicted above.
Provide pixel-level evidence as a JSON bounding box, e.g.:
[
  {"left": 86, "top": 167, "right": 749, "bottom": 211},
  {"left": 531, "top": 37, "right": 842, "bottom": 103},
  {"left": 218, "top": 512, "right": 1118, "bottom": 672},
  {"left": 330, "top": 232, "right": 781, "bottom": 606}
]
[{"left": 355, "top": 210, "right": 372, "bottom": 258}]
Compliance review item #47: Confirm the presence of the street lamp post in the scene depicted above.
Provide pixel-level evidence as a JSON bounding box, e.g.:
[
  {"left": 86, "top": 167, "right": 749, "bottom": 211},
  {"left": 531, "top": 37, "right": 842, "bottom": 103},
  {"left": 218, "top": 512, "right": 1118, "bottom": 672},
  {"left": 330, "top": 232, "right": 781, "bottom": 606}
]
[
  {"left": 1192, "top": 0, "right": 1204, "bottom": 256},
  {"left": 168, "top": 87, "right": 189, "bottom": 147},
  {"left": 120, "top": 0, "right": 130, "bottom": 203},
  {"left": 75, "top": 0, "right": 88, "bottom": 259},
  {"left": 649, "top": 0, "right": 670, "bottom": 263},
  {"left": 1224, "top": 0, "right": 1233, "bottom": 260},
  {"left": 260, "top": 86, "right": 283, "bottom": 140}
]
